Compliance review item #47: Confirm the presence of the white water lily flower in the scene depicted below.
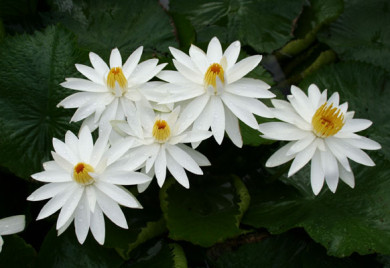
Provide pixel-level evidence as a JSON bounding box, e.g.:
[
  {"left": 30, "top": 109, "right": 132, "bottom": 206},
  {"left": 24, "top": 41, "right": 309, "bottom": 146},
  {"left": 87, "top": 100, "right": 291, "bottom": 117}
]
[
  {"left": 157, "top": 37, "right": 275, "bottom": 147},
  {"left": 114, "top": 107, "right": 212, "bottom": 191},
  {"left": 259, "top": 84, "right": 381, "bottom": 195},
  {"left": 58, "top": 47, "right": 167, "bottom": 132},
  {"left": 28, "top": 127, "right": 151, "bottom": 245},
  {"left": 0, "top": 215, "right": 25, "bottom": 252}
]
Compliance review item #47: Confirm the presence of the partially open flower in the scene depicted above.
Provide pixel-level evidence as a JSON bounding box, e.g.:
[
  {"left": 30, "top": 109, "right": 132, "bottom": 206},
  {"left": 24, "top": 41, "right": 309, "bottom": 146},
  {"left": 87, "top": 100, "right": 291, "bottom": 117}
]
[
  {"left": 259, "top": 84, "right": 381, "bottom": 195},
  {"left": 28, "top": 127, "right": 151, "bottom": 245}
]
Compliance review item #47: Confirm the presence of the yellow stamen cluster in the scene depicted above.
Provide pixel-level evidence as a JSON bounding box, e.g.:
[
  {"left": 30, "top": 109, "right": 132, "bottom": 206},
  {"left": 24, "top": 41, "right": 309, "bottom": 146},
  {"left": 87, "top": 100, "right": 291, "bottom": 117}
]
[
  {"left": 107, "top": 67, "right": 127, "bottom": 90},
  {"left": 312, "top": 102, "right": 345, "bottom": 138},
  {"left": 204, "top": 63, "right": 224, "bottom": 90},
  {"left": 73, "top": 162, "right": 95, "bottom": 185},
  {"left": 152, "top": 120, "right": 171, "bottom": 142}
]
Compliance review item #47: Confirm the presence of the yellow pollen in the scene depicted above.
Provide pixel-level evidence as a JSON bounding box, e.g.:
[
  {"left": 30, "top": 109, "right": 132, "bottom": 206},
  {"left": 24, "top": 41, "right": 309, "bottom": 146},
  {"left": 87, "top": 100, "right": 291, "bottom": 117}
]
[
  {"left": 73, "top": 162, "right": 95, "bottom": 185},
  {"left": 152, "top": 120, "right": 171, "bottom": 142},
  {"left": 204, "top": 63, "right": 225, "bottom": 89},
  {"left": 107, "top": 67, "right": 127, "bottom": 90},
  {"left": 312, "top": 102, "right": 345, "bottom": 138}
]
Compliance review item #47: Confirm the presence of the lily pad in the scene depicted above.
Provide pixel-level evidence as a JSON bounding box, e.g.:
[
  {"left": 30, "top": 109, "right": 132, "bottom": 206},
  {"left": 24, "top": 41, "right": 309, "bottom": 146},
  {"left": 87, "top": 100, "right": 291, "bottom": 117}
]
[
  {"left": 318, "top": 0, "right": 390, "bottom": 73},
  {"left": 0, "top": 25, "right": 85, "bottom": 179},
  {"left": 160, "top": 176, "right": 250, "bottom": 247},
  {"left": 49, "top": 0, "right": 177, "bottom": 58},
  {"left": 170, "top": 0, "right": 305, "bottom": 53}
]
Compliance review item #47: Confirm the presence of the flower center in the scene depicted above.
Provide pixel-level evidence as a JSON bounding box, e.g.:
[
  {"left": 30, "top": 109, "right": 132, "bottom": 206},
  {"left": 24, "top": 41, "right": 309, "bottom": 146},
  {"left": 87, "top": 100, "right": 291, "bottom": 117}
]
[
  {"left": 73, "top": 162, "right": 95, "bottom": 185},
  {"left": 312, "top": 102, "right": 345, "bottom": 138},
  {"left": 107, "top": 67, "right": 127, "bottom": 93},
  {"left": 204, "top": 63, "right": 225, "bottom": 91},
  {"left": 152, "top": 120, "right": 171, "bottom": 142}
]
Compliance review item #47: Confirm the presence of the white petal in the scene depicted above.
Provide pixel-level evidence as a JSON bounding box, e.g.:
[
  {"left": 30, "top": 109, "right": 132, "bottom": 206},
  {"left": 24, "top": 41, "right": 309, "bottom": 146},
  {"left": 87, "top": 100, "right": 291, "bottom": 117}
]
[
  {"left": 51, "top": 152, "right": 73, "bottom": 172},
  {"left": 343, "top": 136, "right": 381, "bottom": 150},
  {"left": 175, "top": 94, "right": 210, "bottom": 135},
  {"left": 56, "top": 186, "right": 84, "bottom": 230},
  {"left": 170, "top": 47, "right": 196, "bottom": 70},
  {"left": 271, "top": 99, "right": 295, "bottom": 112},
  {"left": 65, "top": 130, "right": 79, "bottom": 153},
  {"left": 324, "top": 138, "right": 351, "bottom": 172},
  {"left": 192, "top": 97, "right": 214, "bottom": 132},
  {"left": 226, "top": 78, "right": 273, "bottom": 98},
  {"left": 0, "top": 215, "right": 25, "bottom": 235},
  {"left": 37, "top": 184, "right": 77, "bottom": 220},
  {"left": 61, "top": 78, "right": 107, "bottom": 92},
  {"left": 157, "top": 70, "right": 190, "bottom": 85},
  {"left": 189, "top": 44, "right": 209, "bottom": 74},
  {"left": 109, "top": 48, "right": 122, "bottom": 68},
  {"left": 106, "top": 138, "right": 134, "bottom": 166},
  {"left": 340, "top": 119, "right": 373, "bottom": 133},
  {"left": 221, "top": 94, "right": 259, "bottom": 129},
  {"left": 308, "top": 84, "right": 321, "bottom": 108},
  {"left": 57, "top": 213, "right": 74, "bottom": 236},
  {"left": 259, "top": 122, "right": 309, "bottom": 141},
  {"left": 53, "top": 138, "right": 78, "bottom": 165},
  {"left": 339, "top": 163, "right": 355, "bottom": 188},
  {"left": 210, "top": 96, "right": 225, "bottom": 144},
  {"left": 177, "top": 144, "right": 211, "bottom": 166},
  {"left": 271, "top": 108, "right": 312, "bottom": 131},
  {"left": 265, "top": 142, "right": 296, "bottom": 167},
  {"left": 101, "top": 171, "right": 151, "bottom": 185},
  {"left": 226, "top": 55, "right": 261, "bottom": 84},
  {"left": 145, "top": 144, "right": 161, "bottom": 172},
  {"left": 287, "top": 133, "right": 316, "bottom": 155},
  {"left": 58, "top": 92, "right": 99, "bottom": 108},
  {"left": 288, "top": 140, "right": 318, "bottom": 177},
  {"left": 172, "top": 59, "right": 203, "bottom": 84},
  {"left": 224, "top": 105, "right": 243, "bottom": 147},
  {"left": 86, "top": 186, "right": 96, "bottom": 212},
  {"left": 223, "top": 40, "right": 240, "bottom": 70},
  {"left": 320, "top": 150, "right": 339, "bottom": 193},
  {"left": 31, "top": 170, "right": 72, "bottom": 183},
  {"left": 90, "top": 128, "right": 110, "bottom": 167},
  {"left": 330, "top": 138, "right": 375, "bottom": 166},
  {"left": 174, "top": 130, "right": 212, "bottom": 144},
  {"left": 89, "top": 52, "right": 109, "bottom": 76},
  {"left": 166, "top": 154, "right": 190, "bottom": 188},
  {"left": 74, "top": 194, "right": 90, "bottom": 244},
  {"left": 95, "top": 189, "right": 128, "bottom": 229},
  {"left": 0, "top": 236, "right": 3, "bottom": 252},
  {"left": 90, "top": 204, "right": 105, "bottom": 245},
  {"left": 75, "top": 64, "right": 104, "bottom": 85},
  {"left": 130, "top": 60, "right": 166, "bottom": 84},
  {"left": 207, "top": 37, "right": 223, "bottom": 63},
  {"left": 95, "top": 182, "right": 142, "bottom": 208},
  {"left": 310, "top": 150, "right": 324, "bottom": 195},
  {"left": 155, "top": 148, "right": 167, "bottom": 187},
  {"left": 166, "top": 145, "right": 203, "bottom": 174},
  {"left": 327, "top": 92, "right": 340, "bottom": 107},
  {"left": 225, "top": 93, "right": 273, "bottom": 118},
  {"left": 27, "top": 182, "right": 72, "bottom": 201},
  {"left": 288, "top": 85, "right": 313, "bottom": 123},
  {"left": 78, "top": 126, "right": 93, "bottom": 163},
  {"left": 123, "top": 46, "right": 143, "bottom": 78}
]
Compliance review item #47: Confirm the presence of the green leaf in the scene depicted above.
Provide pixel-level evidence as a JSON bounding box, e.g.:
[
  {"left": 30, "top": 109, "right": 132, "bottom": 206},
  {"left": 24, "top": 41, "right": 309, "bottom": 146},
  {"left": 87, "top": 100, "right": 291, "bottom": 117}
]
[
  {"left": 123, "top": 240, "right": 187, "bottom": 268},
  {"left": 0, "top": 235, "right": 36, "bottom": 267},
  {"left": 209, "top": 232, "right": 375, "bottom": 268},
  {"left": 50, "top": 0, "right": 177, "bottom": 58},
  {"left": 279, "top": 0, "right": 343, "bottom": 58},
  {"left": 160, "top": 175, "right": 250, "bottom": 247},
  {"left": 0, "top": 25, "right": 85, "bottom": 179},
  {"left": 318, "top": 0, "right": 390, "bottom": 73},
  {"left": 242, "top": 62, "right": 390, "bottom": 257},
  {"left": 36, "top": 227, "right": 124, "bottom": 268},
  {"left": 170, "top": 0, "right": 305, "bottom": 53}
]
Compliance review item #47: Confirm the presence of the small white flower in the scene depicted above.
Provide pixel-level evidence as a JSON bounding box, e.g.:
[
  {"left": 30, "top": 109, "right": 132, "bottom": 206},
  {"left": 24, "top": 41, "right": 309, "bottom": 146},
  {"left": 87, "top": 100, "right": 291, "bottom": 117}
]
[
  {"left": 28, "top": 127, "right": 151, "bottom": 245},
  {"left": 259, "top": 84, "right": 381, "bottom": 195},
  {"left": 0, "top": 215, "right": 25, "bottom": 252},
  {"left": 157, "top": 37, "right": 275, "bottom": 147},
  {"left": 58, "top": 47, "right": 167, "bottom": 132},
  {"left": 114, "top": 107, "right": 212, "bottom": 191}
]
